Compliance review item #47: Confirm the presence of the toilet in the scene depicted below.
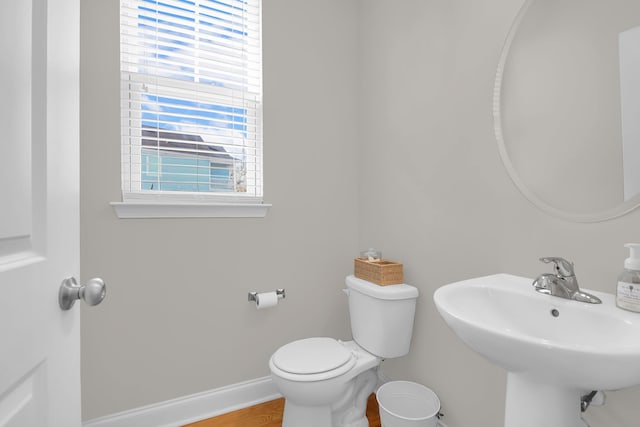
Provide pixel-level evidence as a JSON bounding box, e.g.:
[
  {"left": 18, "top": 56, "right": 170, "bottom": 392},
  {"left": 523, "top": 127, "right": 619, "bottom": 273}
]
[{"left": 269, "top": 275, "right": 419, "bottom": 427}]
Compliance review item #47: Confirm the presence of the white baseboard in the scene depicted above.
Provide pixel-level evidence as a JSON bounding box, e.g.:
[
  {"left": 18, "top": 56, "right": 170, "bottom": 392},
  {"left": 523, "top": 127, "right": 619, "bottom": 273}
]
[{"left": 82, "top": 376, "right": 281, "bottom": 427}]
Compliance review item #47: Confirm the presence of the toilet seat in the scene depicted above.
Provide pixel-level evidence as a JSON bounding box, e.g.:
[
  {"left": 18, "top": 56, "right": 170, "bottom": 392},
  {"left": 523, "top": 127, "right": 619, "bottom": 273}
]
[{"left": 270, "top": 337, "right": 357, "bottom": 382}]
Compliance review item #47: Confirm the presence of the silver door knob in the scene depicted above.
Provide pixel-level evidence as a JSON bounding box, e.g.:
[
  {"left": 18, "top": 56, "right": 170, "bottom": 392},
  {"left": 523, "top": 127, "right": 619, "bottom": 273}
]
[{"left": 59, "top": 277, "right": 106, "bottom": 310}]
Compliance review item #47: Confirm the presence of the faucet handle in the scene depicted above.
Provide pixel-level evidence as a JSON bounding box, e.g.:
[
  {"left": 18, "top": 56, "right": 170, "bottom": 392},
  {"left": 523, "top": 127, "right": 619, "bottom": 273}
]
[{"left": 539, "top": 257, "right": 575, "bottom": 277}]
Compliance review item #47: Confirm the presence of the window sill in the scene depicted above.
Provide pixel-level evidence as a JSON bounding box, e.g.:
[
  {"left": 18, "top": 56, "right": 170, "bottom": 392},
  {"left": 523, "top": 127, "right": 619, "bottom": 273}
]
[{"left": 110, "top": 201, "right": 271, "bottom": 219}]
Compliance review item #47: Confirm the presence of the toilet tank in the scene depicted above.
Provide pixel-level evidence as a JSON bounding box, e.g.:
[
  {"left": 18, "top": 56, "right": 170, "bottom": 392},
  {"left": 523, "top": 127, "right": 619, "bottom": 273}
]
[{"left": 345, "top": 275, "right": 419, "bottom": 358}]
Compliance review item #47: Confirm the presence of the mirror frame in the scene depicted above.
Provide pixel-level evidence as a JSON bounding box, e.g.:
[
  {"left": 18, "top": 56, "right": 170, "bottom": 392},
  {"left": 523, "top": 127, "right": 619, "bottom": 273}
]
[{"left": 493, "top": 0, "right": 640, "bottom": 222}]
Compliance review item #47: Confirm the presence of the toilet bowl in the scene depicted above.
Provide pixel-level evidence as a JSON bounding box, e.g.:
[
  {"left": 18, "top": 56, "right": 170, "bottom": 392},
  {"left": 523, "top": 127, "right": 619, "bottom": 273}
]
[
  {"left": 270, "top": 338, "right": 380, "bottom": 427},
  {"left": 269, "top": 275, "right": 419, "bottom": 427}
]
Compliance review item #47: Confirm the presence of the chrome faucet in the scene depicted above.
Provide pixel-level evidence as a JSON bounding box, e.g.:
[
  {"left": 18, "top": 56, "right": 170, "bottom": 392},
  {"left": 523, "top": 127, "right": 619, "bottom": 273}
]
[{"left": 532, "top": 257, "right": 602, "bottom": 304}]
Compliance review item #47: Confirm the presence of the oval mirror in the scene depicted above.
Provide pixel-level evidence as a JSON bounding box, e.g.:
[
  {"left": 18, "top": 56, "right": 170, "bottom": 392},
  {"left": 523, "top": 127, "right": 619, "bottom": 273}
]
[{"left": 494, "top": 0, "right": 640, "bottom": 222}]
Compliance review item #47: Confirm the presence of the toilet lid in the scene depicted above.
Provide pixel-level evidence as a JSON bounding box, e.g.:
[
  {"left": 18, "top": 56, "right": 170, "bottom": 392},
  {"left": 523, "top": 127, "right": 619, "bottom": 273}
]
[{"left": 272, "top": 337, "right": 354, "bottom": 375}]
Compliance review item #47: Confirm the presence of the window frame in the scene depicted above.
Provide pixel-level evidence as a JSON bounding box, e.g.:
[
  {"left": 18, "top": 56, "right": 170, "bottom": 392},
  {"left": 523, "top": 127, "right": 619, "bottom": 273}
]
[{"left": 113, "top": 0, "right": 268, "bottom": 218}]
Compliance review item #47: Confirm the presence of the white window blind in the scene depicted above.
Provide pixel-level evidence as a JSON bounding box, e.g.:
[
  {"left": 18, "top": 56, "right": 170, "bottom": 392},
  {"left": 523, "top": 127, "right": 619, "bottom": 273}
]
[{"left": 120, "top": 0, "right": 262, "bottom": 203}]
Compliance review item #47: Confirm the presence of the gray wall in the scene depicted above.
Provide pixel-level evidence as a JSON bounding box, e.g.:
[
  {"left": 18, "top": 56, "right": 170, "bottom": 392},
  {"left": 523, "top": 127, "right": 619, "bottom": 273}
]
[
  {"left": 80, "top": 0, "right": 359, "bottom": 420},
  {"left": 81, "top": 0, "right": 640, "bottom": 426},
  {"left": 357, "top": 1, "right": 640, "bottom": 427}
]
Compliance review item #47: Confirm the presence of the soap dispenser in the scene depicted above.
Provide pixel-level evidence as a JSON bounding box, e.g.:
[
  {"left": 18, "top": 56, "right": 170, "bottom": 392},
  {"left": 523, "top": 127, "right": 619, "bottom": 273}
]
[{"left": 617, "top": 243, "right": 640, "bottom": 313}]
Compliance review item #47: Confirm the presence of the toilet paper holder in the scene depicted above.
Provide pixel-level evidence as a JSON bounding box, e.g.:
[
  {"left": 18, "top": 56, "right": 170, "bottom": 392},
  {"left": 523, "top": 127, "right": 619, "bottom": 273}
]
[{"left": 248, "top": 289, "right": 286, "bottom": 302}]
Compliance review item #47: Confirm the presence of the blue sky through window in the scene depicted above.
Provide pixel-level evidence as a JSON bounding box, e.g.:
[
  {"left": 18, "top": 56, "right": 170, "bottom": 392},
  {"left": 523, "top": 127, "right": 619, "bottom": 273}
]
[
  {"left": 132, "top": 0, "right": 256, "bottom": 193},
  {"left": 138, "top": 0, "right": 249, "bottom": 135},
  {"left": 141, "top": 95, "right": 247, "bottom": 133}
]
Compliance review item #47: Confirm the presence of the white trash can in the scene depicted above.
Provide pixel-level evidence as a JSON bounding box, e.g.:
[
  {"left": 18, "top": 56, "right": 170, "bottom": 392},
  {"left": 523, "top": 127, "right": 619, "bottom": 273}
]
[{"left": 377, "top": 381, "right": 441, "bottom": 427}]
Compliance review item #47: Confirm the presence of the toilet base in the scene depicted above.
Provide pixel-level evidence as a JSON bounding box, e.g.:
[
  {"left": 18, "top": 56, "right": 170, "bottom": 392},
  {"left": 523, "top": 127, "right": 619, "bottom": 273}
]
[
  {"left": 341, "top": 417, "right": 369, "bottom": 427},
  {"left": 282, "top": 401, "right": 332, "bottom": 427},
  {"left": 278, "top": 367, "right": 379, "bottom": 427},
  {"left": 281, "top": 398, "right": 371, "bottom": 427}
]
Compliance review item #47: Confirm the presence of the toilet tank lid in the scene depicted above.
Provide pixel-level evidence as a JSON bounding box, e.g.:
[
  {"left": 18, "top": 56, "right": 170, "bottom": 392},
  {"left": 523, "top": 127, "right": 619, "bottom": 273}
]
[{"left": 345, "top": 275, "right": 419, "bottom": 300}]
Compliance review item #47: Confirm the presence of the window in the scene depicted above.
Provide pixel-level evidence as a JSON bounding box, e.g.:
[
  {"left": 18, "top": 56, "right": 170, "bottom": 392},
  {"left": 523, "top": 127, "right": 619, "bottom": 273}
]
[{"left": 116, "top": 0, "right": 265, "bottom": 217}]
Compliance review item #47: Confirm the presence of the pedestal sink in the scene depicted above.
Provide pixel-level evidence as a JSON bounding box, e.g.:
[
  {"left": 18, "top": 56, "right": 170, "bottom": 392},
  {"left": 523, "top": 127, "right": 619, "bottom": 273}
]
[{"left": 433, "top": 274, "right": 640, "bottom": 427}]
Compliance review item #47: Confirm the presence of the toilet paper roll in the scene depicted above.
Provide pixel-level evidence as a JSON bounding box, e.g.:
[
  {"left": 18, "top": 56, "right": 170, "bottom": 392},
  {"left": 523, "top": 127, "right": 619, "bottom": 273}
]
[{"left": 255, "top": 291, "right": 278, "bottom": 310}]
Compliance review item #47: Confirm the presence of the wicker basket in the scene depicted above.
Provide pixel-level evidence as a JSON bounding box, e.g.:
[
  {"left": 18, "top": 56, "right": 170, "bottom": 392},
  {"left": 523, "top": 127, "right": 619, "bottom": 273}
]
[{"left": 354, "top": 258, "right": 404, "bottom": 286}]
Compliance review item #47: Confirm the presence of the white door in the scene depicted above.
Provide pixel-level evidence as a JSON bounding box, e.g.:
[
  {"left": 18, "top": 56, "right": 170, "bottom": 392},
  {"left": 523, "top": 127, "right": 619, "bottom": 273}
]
[{"left": 0, "top": 0, "right": 82, "bottom": 426}]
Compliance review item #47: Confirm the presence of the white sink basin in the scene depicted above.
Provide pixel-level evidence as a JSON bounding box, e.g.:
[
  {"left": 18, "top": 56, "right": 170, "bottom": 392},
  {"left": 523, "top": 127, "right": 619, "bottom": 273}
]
[{"left": 434, "top": 273, "right": 640, "bottom": 427}]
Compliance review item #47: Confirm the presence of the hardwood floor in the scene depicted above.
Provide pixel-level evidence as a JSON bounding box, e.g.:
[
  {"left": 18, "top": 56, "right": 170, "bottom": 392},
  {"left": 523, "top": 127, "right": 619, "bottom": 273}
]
[
  {"left": 366, "top": 393, "right": 382, "bottom": 427},
  {"left": 183, "top": 398, "right": 285, "bottom": 427},
  {"left": 183, "top": 394, "right": 381, "bottom": 427}
]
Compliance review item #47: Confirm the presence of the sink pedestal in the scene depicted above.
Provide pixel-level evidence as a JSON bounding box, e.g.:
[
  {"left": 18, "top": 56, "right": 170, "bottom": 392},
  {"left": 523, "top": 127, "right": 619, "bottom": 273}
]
[{"left": 505, "top": 373, "right": 587, "bottom": 427}]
